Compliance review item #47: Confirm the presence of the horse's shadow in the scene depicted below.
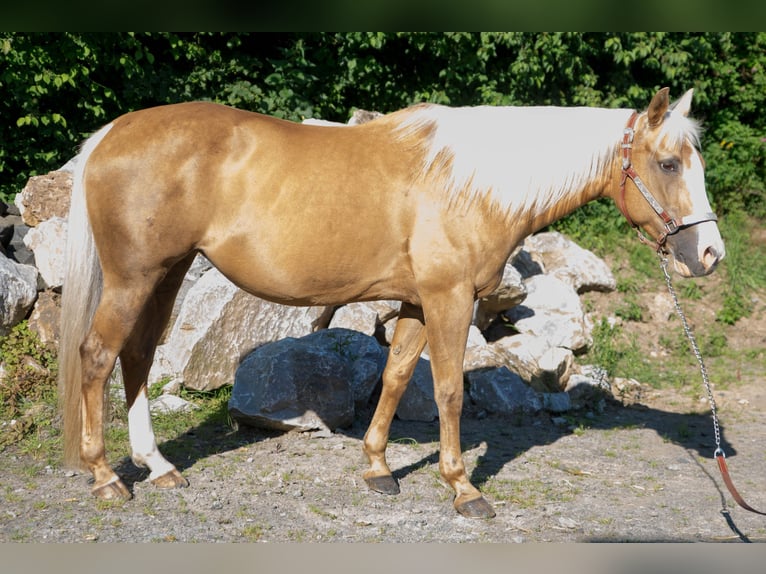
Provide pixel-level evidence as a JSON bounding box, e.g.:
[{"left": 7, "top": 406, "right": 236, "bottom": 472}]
[{"left": 116, "top": 391, "right": 747, "bottom": 540}]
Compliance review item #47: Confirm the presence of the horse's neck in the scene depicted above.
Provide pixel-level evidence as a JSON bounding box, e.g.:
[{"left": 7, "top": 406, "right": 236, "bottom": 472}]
[
  {"left": 394, "top": 103, "right": 632, "bottom": 239},
  {"left": 484, "top": 106, "right": 630, "bottom": 234}
]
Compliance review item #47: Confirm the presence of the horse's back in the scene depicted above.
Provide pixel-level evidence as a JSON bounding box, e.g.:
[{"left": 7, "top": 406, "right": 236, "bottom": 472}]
[{"left": 82, "top": 102, "right": 430, "bottom": 305}]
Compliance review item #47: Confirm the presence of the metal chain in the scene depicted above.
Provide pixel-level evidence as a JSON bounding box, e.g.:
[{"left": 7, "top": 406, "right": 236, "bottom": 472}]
[{"left": 658, "top": 254, "right": 723, "bottom": 456}]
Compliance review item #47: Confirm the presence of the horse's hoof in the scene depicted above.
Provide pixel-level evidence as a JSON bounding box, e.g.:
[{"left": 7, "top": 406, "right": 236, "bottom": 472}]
[
  {"left": 151, "top": 469, "right": 189, "bottom": 489},
  {"left": 455, "top": 495, "right": 496, "bottom": 519},
  {"left": 92, "top": 478, "right": 132, "bottom": 501},
  {"left": 365, "top": 475, "right": 400, "bottom": 495}
]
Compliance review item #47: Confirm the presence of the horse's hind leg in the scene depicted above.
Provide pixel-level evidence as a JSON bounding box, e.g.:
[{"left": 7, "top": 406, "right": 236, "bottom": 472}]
[
  {"left": 120, "top": 254, "right": 196, "bottom": 490},
  {"left": 363, "top": 303, "right": 427, "bottom": 495},
  {"left": 80, "top": 273, "right": 168, "bottom": 500}
]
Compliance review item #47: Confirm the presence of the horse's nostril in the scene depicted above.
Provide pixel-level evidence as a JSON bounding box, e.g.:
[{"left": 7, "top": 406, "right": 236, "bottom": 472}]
[{"left": 703, "top": 246, "right": 721, "bottom": 270}]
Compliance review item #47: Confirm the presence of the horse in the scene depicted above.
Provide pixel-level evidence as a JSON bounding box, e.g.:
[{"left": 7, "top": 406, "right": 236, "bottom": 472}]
[{"left": 59, "top": 87, "right": 725, "bottom": 519}]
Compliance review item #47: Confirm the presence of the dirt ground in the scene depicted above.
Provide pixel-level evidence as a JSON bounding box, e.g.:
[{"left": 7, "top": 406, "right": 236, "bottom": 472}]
[
  {"left": 2, "top": 265, "right": 765, "bottom": 543},
  {"left": 1, "top": 381, "right": 765, "bottom": 543},
  {"left": 2, "top": 361, "right": 765, "bottom": 542}
]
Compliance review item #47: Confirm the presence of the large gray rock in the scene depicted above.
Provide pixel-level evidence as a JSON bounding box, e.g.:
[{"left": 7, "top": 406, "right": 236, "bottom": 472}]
[
  {"left": 522, "top": 231, "right": 616, "bottom": 293},
  {"left": 305, "top": 328, "right": 388, "bottom": 409},
  {"left": 149, "top": 267, "right": 331, "bottom": 391},
  {"left": 0, "top": 254, "right": 38, "bottom": 336},
  {"left": 229, "top": 329, "right": 387, "bottom": 432},
  {"left": 467, "top": 367, "right": 542, "bottom": 415},
  {"left": 492, "top": 333, "right": 574, "bottom": 392},
  {"left": 503, "top": 274, "right": 590, "bottom": 351},
  {"left": 22, "top": 216, "right": 67, "bottom": 289},
  {"left": 163, "top": 254, "right": 213, "bottom": 343},
  {"left": 396, "top": 358, "right": 438, "bottom": 422}
]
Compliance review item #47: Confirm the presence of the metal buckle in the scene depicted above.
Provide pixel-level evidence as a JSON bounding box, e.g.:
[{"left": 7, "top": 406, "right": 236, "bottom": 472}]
[{"left": 664, "top": 219, "right": 680, "bottom": 235}]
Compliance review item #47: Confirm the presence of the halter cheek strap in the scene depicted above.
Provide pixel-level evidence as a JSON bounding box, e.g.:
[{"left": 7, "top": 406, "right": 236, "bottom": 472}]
[{"left": 616, "top": 112, "right": 718, "bottom": 252}]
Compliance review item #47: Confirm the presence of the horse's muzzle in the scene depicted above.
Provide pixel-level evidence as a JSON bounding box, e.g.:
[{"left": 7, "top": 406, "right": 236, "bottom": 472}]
[{"left": 667, "top": 222, "right": 725, "bottom": 277}]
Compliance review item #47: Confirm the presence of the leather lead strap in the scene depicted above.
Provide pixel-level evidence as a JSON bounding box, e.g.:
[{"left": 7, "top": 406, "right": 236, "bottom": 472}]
[
  {"left": 716, "top": 452, "right": 766, "bottom": 516},
  {"left": 660, "top": 256, "right": 765, "bottom": 518}
]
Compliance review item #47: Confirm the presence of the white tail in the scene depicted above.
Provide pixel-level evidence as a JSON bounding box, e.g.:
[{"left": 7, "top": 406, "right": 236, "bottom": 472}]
[{"left": 58, "top": 124, "right": 113, "bottom": 469}]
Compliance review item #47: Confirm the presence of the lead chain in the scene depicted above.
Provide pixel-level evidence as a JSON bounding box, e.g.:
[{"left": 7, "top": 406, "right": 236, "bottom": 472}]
[{"left": 658, "top": 255, "right": 723, "bottom": 455}]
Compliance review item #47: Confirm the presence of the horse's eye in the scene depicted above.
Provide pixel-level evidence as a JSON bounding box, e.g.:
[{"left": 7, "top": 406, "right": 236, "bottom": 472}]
[{"left": 659, "top": 160, "right": 679, "bottom": 173}]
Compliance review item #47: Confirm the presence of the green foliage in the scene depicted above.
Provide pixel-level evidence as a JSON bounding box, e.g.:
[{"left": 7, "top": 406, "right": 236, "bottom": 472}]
[
  {"left": 716, "top": 210, "right": 766, "bottom": 324},
  {"left": 614, "top": 297, "right": 644, "bottom": 322},
  {"left": 1, "top": 32, "right": 765, "bottom": 214},
  {"left": 587, "top": 318, "right": 643, "bottom": 381},
  {"left": 0, "top": 321, "right": 58, "bottom": 420}
]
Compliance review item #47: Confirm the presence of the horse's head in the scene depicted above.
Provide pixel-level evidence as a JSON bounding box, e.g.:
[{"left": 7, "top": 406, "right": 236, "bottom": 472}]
[{"left": 615, "top": 88, "right": 725, "bottom": 277}]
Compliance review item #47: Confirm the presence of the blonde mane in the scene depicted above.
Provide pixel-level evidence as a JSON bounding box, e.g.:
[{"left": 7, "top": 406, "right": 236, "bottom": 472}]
[{"left": 394, "top": 102, "right": 699, "bottom": 217}]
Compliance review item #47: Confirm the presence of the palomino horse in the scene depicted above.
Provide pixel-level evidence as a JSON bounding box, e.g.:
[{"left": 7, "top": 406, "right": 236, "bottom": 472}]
[{"left": 59, "top": 88, "right": 724, "bottom": 518}]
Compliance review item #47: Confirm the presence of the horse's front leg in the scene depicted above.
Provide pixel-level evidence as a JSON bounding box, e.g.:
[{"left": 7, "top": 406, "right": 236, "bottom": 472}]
[
  {"left": 363, "top": 303, "right": 427, "bottom": 494},
  {"left": 423, "top": 286, "right": 496, "bottom": 519}
]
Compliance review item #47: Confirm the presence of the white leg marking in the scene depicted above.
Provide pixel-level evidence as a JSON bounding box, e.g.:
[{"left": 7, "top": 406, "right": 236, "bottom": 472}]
[{"left": 128, "top": 388, "right": 176, "bottom": 480}]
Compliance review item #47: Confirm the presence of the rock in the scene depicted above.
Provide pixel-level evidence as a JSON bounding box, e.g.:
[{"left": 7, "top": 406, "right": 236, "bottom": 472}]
[
  {"left": 27, "top": 290, "right": 60, "bottom": 347},
  {"left": 466, "top": 325, "right": 487, "bottom": 348},
  {"left": 298, "top": 328, "right": 388, "bottom": 409},
  {"left": 565, "top": 367, "right": 612, "bottom": 410},
  {"left": 0, "top": 254, "right": 38, "bottom": 336},
  {"left": 522, "top": 231, "right": 616, "bottom": 293},
  {"left": 302, "top": 109, "right": 382, "bottom": 127},
  {"left": 512, "top": 247, "right": 545, "bottom": 279},
  {"left": 492, "top": 333, "right": 574, "bottom": 391},
  {"left": 396, "top": 358, "right": 438, "bottom": 422},
  {"left": 463, "top": 325, "right": 509, "bottom": 372},
  {"left": 328, "top": 302, "right": 379, "bottom": 336},
  {"left": 467, "top": 367, "right": 542, "bottom": 415},
  {"left": 503, "top": 274, "right": 590, "bottom": 351},
  {"left": 463, "top": 343, "right": 507, "bottom": 372},
  {"left": 149, "top": 267, "right": 331, "bottom": 392},
  {"left": 648, "top": 292, "right": 675, "bottom": 321},
  {"left": 5, "top": 220, "right": 35, "bottom": 266},
  {"left": 540, "top": 392, "right": 572, "bottom": 413},
  {"left": 364, "top": 300, "right": 401, "bottom": 324},
  {"left": 163, "top": 254, "right": 213, "bottom": 342},
  {"left": 611, "top": 376, "right": 643, "bottom": 403},
  {"left": 229, "top": 333, "right": 357, "bottom": 433},
  {"left": 230, "top": 327, "right": 452, "bottom": 430},
  {"left": 0, "top": 214, "right": 17, "bottom": 255},
  {"left": 22, "top": 216, "right": 67, "bottom": 289},
  {"left": 150, "top": 394, "right": 199, "bottom": 414},
  {"left": 14, "top": 170, "right": 72, "bottom": 227},
  {"left": 348, "top": 109, "right": 384, "bottom": 125},
  {"left": 475, "top": 259, "right": 527, "bottom": 329},
  {"left": 534, "top": 346, "right": 575, "bottom": 392}
]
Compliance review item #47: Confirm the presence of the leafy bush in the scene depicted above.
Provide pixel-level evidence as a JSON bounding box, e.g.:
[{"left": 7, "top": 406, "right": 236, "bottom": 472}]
[
  {"left": 1, "top": 32, "right": 765, "bottom": 215},
  {"left": 0, "top": 321, "right": 58, "bottom": 420}
]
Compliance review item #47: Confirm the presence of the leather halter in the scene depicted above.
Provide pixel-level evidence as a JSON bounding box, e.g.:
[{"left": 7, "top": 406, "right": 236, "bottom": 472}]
[{"left": 616, "top": 111, "right": 718, "bottom": 253}]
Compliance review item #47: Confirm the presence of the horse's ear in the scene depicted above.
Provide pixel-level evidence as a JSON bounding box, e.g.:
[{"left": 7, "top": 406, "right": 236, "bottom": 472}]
[
  {"left": 647, "top": 87, "right": 670, "bottom": 128},
  {"left": 672, "top": 88, "right": 694, "bottom": 118}
]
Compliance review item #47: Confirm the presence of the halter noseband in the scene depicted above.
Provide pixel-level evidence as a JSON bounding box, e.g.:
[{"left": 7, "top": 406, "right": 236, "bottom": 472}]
[{"left": 616, "top": 111, "right": 718, "bottom": 253}]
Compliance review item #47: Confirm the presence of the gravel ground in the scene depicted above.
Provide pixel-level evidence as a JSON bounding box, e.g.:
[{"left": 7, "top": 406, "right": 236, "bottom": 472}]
[{"left": 2, "top": 378, "right": 765, "bottom": 543}]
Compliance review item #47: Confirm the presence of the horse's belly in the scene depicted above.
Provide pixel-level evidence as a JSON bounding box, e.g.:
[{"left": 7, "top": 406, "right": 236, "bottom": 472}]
[{"left": 201, "top": 237, "right": 417, "bottom": 307}]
